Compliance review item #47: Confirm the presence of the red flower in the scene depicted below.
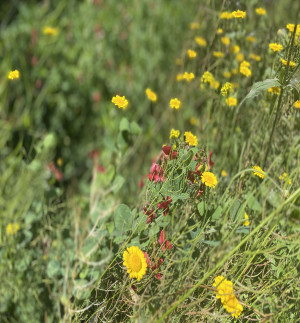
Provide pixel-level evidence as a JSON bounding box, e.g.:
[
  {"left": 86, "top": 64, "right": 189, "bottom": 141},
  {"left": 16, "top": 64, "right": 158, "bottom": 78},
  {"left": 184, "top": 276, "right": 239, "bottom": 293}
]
[
  {"left": 143, "top": 205, "right": 156, "bottom": 224},
  {"left": 162, "top": 146, "right": 178, "bottom": 160},
  {"left": 88, "top": 149, "right": 99, "bottom": 160},
  {"left": 148, "top": 162, "right": 165, "bottom": 183},
  {"left": 97, "top": 164, "right": 105, "bottom": 173},
  {"left": 208, "top": 150, "right": 214, "bottom": 169},
  {"left": 144, "top": 252, "right": 163, "bottom": 280},
  {"left": 138, "top": 176, "right": 145, "bottom": 188},
  {"left": 157, "top": 196, "right": 172, "bottom": 216},
  {"left": 158, "top": 229, "right": 172, "bottom": 252}
]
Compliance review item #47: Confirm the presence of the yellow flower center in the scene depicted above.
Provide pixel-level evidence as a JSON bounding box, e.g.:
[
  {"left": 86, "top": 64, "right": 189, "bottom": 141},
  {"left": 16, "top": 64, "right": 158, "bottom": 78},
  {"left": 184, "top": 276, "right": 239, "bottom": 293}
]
[{"left": 128, "top": 254, "right": 142, "bottom": 272}]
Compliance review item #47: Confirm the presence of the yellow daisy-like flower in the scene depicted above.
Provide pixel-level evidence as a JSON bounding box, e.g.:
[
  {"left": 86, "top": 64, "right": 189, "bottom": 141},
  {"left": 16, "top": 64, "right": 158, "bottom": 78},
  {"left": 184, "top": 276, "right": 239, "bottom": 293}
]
[
  {"left": 240, "top": 60, "right": 252, "bottom": 77},
  {"left": 217, "top": 28, "right": 223, "bottom": 34},
  {"left": 112, "top": 95, "right": 129, "bottom": 109},
  {"left": 244, "top": 212, "right": 250, "bottom": 226},
  {"left": 250, "top": 53, "right": 261, "bottom": 61},
  {"left": 268, "top": 86, "right": 280, "bottom": 95},
  {"left": 226, "top": 97, "right": 237, "bottom": 107},
  {"left": 184, "top": 131, "right": 198, "bottom": 146},
  {"left": 220, "top": 12, "right": 233, "bottom": 20},
  {"left": 221, "top": 37, "right": 230, "bottom": 46},
  {"left": 213, "top": 51, "right": 225, "bottom": 58},
  {"left": 145, "top": 88, "right": 157, "bottom": 102},
  {"left": 170, "top": 128, "right": 180, "bottom": 139},
  {"left": 183, "top": 72, "right": 195, "bottom": 82},
  {"left": 252, "top": 165, "right": 265, "bottom": 179},
  {"left": 230, "top": 45, "right": 240, "bottom": 54},
  {"left": 43, "top": 27, "right": 59, "bottom": 36},
  {"left": 169, "top": 98, "right": 181, "bottom": 110},
  {"left": 190, "top": 22, "right": 200, "bottom": 30},
  {"left": 201, "top": 171, "right": 217, "bottom": 188},
  {"left": 294, "top": 100, "right": 300, "bottom": 108},
  {"left": 221, "top": 170, "right": 228, "bottom": 177},
  {"left": 201, "top": 71, "right": 214, "bottom": 85},
  {"left": 255, "top": 8, "right": 266, "bottom": 15},
  {"left": 221, "top": 82, "right": 233, "bottom": 96},
  {"left": 176, "top": 73, "right": 184, "bottom": 82},
  {"left": 6, "top": 223, "right": 20, "bottom": 235},
  {"left": 281, "top": 59, "right": 295, "bottom": 68},
  {"left": 8, "top": 70, "right": 20, "bottom": 80},
  {"left": 195, "top": 36, "right": 207, "bottom": 47},
  {"left": 123, "top": 246, "right": 147, "bottom": 281},
  {"left": 187, "top": 49, "right": 197, "bottom": 58},
  {"left": 247, "top": 35, "right": 256, "bottom": 43},
  {"left": 232, "top": 10, "right": 246, "bottom": 19},
  {"left": 269, "top": 43, "right": 283, "bottom": 52}
]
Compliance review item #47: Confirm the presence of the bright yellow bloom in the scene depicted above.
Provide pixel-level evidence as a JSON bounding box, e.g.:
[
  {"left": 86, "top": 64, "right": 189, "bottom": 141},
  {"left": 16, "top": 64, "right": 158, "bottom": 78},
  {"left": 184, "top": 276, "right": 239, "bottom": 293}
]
[
  {"left": 170, "top": 129, "right": 180, "bottom": 139},
  {"left": 201, "top": 71, "right": 214, "bottom": 85},
  {"left": 8, "top": 70, "right": 20, "bottom": 80},
  {"left": 43, "top": 27, "right": 59, "bottom": 36},
  {"left": 236, "top": 53, "right": 245, "bottom": 62},
  {"left": 176, "top": 73, "right": 184, "bottom": 82},
  {"left": 187, "top": 49, "right": 197, "bottom": 58},
  {"left": 221, "top": 170, "right": 228, "bottom": 177},
  {"left": 221, "top": 37, "right": 230, "bottom": 46},
  {"left": 190, "top": 117, "right": 198, "bottom": 126},
  {"left": 195, "top": 37, "right": 207, "bottom": 47},
  {"left": 184, "top": 131, "right": 198, "bottom": 146},
  {"left": 226, "top": 97, "right": 237, "bottom": 107},
  {"left": 6, "top": 223, "right": 20, "bottom": 235},
  {"left": 201, "top": 171, "right": 217, "bottom": 188},
  {"left": 220, "top": 12, "right": 233, "bottom": 20},
  {"left": 112, "top": 95, "right": 129, "bottom": 109},
  {"left": 145, "top": 88, "right": 157, "bottom": 102},
  {"left": 244, "top": 212, "right": 250, "bottom": 226},
  {"left": 223, "top": 71, "right": 232, "bottom": 78},
  {"left": 281, "top": 59, "right": 295, "bottom": 68},
  {"left": 294, "top": 100, "right": 300, "bottom": 108},
  {"left": 252, "top": 165, "right": 265, "bottom": 179},
  {"left": 169, "top": 98, "right": 181, "bottom": 110},
  {"left": 268, "top": 86, "right": 280, "bottom": 95},
  {"left": 217, "top": 28, "right": 223, "bottom": 34},
  {"left": 269, "top": 43, "right": 283, "bottom": 52},
  {"left": 247, "top": 36, "right": 256, "bottom": 43},
  {"left": 240, "top": 60, "right": 252, "bottom": 77},
  {"left": 255, "top": 8, "right": 266, "bottom": 15},
  {"left": 213, "top": 51, "right": 225, "bottom": 58},
  {"left": 123, "top": 246, "right": 147, "bottom": 281},
  {"left": 230, "top": 45, "right": 240, "bottom": 54},
  {"left": 190, "top": 22, "right": 200, "bottom": 30},
  {"left": 232, "top": 10, "right": 246, "bottom": 19},
  {"left": 223, "top": 294, "right": 244, "bottom": 318},
  {"left": 183, "top": 72, "right": 195, "bottom": 82},
  {"left": 250, "top": 53, "right": 261, "bottom": 61},
  {"left": 286, "top": 24, "right": 300, "bottom": 35},
  {"left": 221, "top": 82, "right": 233, "bottom": 96}
]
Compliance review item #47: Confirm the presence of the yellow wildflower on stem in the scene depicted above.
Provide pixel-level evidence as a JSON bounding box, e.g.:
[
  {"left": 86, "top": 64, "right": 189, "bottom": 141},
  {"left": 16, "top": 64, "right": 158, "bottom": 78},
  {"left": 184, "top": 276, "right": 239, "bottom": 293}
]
[
  {"left": 213, "top": 51, "right": 225, "bottom": 58},
  {"left": 221, "top": 82, "right": 233, "bottom": 96},
  {"left": 187, "top": 49, "right": 197, "bottom": 58},
  {"left": 221, "top": 37, "right": 230, "bottom": 46},
  {"left": 255, "top": 8, "right": 266, "bottom": 15},
  {"left": 281, "top": 59, "right": 295, "bottom": 68},
  {"left": 232, "top": 10, "right": 246, "bottom": 19},
  {"left": 145, "top": 88, "right": 157, "bottom": 102},
  {"left": 244, "top": 212, "right": 250, "bottom": 226},
  {"left": 112, "top": 95, "right": 129, "bottom": 109},
  {"left": 217, "top": 28, "right": 223, "bottom": 34},
  {"left": 190, "top": 22, "right": 200, "bottom": 30},
  {"left": 230, "top": 45, "right": 240, "bottom": 54},
  {"left": 269, "top": 43, "right": 283, "bottom": 52},
  {"left": 220, "top": 12, "right": 232, "bottom": 20},
  {"left": 240, "top": 60, "right": 252, "bottom": 77},
  {"left": 226, "top": 97, "right": 237, "bottom": 107},
  {"left": 221, "top": 170, "right": 227, "bottom": 177},
  {"left": 6, "top": 223, "right": 20, "bottom": 235},
  {"left": 183, "top": 72, "right": 195, "bottom": 82},
  {"left": 252, "top": 165, "right": 265, "bottom": 179},
  {"left": 195, "top": 37, "right": 207, "bottom": 47},
  {"left": 8, "top": 70, "right": 20, "bottom": 80},
  {"left": 250, "top": 53, "right": 261, "bottom": 61},
  {"left": 43, "top": 27, "right": 59, "bottom": 36},
  {"left": 268, "top": 86, "right": 280, "bottom": 95},
  {"left": 201, "top": 172, "right": 218, "bottom": 188},
  {"left": 170, "top": 129, "right": 180, "bottom": 139},
  {"left": 123, "top": 246, "right": 147, "bottom": 281},
  {"left": 294, "top": 100, "right": 300, "bottom": 108},
  {"left": 169, "top": 98, "right": 181, "bottom": 110},
  {"left": 184, "top": 131, "right": 198, "bottom": 146}
]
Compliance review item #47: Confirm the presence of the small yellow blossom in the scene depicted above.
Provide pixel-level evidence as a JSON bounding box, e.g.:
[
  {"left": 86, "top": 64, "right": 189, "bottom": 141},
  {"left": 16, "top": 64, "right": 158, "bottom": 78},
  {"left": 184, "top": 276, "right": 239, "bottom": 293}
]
[
  {"left": 6, "top": 223, "right": 20, "bottom": 235},
  {"left": 240, "top": 60, "right": 252, "bottom": 77},
  {"left": 226, "top": 97, "right": 237, "bottom": 107},
  {"left": 236, "top": 53, "right": 245, "bottom": 62},
  {"left": 176, "top": 73, "right": 184, "bottom": 82},
  {"left": 231, "top": 68, "right": 238, "bottom": 75},
  {"left": 221, "top": 82, "right": 233, "bottom": 96},
  {"left": 294, "top": 100, "right": 300, "bottom": 108},
  {"left": 187, "top": 49, "right": 197, "bottom": 58},
  {"left": 252, "top": 165, "right": 265, "bottom": 179},
  {"left": 247, "top": 36, "right": 256, "bottom": 43},
  {"left": 123, "top": 246, "right": 147, "bottom": 281},
  {"left": 230, "top": 45, "right": 240, "bottom": 54},
  {"left": 217, "top": 28, "right": 223, "bottom": 34},
  {"left": 43, "top": 26, "right": 59, "bottom": 36},
  {"left": 221, "top": 37, "right": 230, "bottom": 46},
  {"left": 190, "top": 116, "right": 198, "bottom": 126},
  {"left": 170, "top": 129, "right": 180, "bottom": 139},
  {"left": 201, "top": 172, "right": 218, "bottom": 188},
  {"left": 213, "top": 51, "right": 225, "bottom": 58},
  {"left": 145, "top": 88, "right": 157, "bottom": 102},
  {"left": 255, "top": 8, "right": 266, "bottom": 15},
  {"left": 201, "top": 71, "right": 214, "bottom": 86},
  {"left": 8, "top": 70, "right": 20, "bottom": 80},
  {"left": 250, "top": 53, "right": 261, "bottom": 61},
  {"left": 57, "top": 158, "right": 63, "bottom": 166},
  {"left": 195, "top": 37, "right": 207, "bottom": 47},
  {"left": 184, "top": 131, "right": 198, "bottom": 146},
  {"left": 269, "top": 43, "right": 283, "bottom": 52},
  {"left": 244, "top": 212, "right": 250, "bottom": 226},
  {"left": 169, "top": 98, "right": 181, "bottom": 110},
  {"left": 211, "top": 80, "right": 220, "bottom": 90},
  {"left": 190, "top": 22, "right": 200, "bottom": 30},
  {"left": 281, "top": 58, "right": 295, "bottom": 68},
  {"left": 183, "top": 72, "right": 195, "bottom": 82},
  {"left": 268, "top": 86, "right": 280, "bottom": 95},
  {"left": 279, "top": 172, "right": 292, "bottom": 185},
  {"left": 112, "top": 95, "right": 129, "bottom": 109},
  {"left": 286, "top": 24, "right": 300, "bottom": 34},
  {"left": 223, "top": 71, "right": 232, "bottom": 78},
  {"left": 232, "top": 10, "right": 246, "bottom": 19},
  {"left": 221, "top": 170, "right": 228, "bottom": 177},
  {"left": 220, "top": 12, "right": 232, "bottom": 20}
]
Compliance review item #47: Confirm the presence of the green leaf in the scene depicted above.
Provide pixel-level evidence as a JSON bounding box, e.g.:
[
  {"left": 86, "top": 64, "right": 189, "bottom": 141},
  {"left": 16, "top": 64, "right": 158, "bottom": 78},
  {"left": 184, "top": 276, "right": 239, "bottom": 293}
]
[
  {"left": 130, "top": 121, "right": 142, "bottom": 135},
  {"left": 119, "top": 117, "right": 130, "bottom": 132},
  {"left": 114, "top": 204, "right": 133, "bottom": 233},
  {"left": 112, "top": 175, "right": 125, "bottom": 193},
  {"left": 246, "top": 192, "right": 262, "bottom": 211},
  {"left": 197, "top": 201, "right": 204, "bottom": 215},
  {"left": 212, "top": 206, "right": 222, "bottom": 220}
]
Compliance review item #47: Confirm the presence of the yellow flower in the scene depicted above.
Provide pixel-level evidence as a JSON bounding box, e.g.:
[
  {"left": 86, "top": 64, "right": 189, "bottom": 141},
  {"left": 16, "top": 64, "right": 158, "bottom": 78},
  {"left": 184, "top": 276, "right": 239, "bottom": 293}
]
[
  {"left": 57, "top": 158, "right": 63, "bottom": 166},
  {"left": 201, "top": 171, "right": 217, "bottom": 188},
  {"left": 217, "top": 28, "right": 223, "bottom": 34},
  {"left": 244, "top": 212, "right": 250, "bottom": 226},
  {"left": 6, "top": 223, "right": 20, "bottom": 235},
  {"left": 223, "top": 294, "right": 244, "bottom": 318},
  {"left": 281, "top": 59, "right": 295, "bottom": 68},
  {"left": 250, "top": 53, "right": 261, "bottom": 61},
  {"left": 232, "top": 10, "right": 246, "bottom": 19},
  {"left": 112, "top": 95, "right": 129, "bottom": 109},
  {"left": 252, "top": 165, "right": 265, "bottom": 179},
  {"left": 236, "top": 53, "right": 245, "bottom": 62},
  {"left": 123, "top": 246, "right": 147, "bottom": 281},
  {"left": 213, "top": 51, "right": 225, "bottom": 58},
  {"left": 43, "top": 26, "right": 59, "bottom": 36},
  {"left": 247, "top": 36, "right": 256, "bottom": 43},
  {"left": 145, "top": 88, "right": 157, "bottom": 102},
  {"left": 268, "top": 86, "right": 280, "bottom": 95},
  {"left": 220, "top": 12, "right": 233, "bottom": 20},
  {"left": 176, "top": 73, "right": 184, "bottom": 82},
  {"left": 211, "top": 80, "right": 220, "bottom": 90},
  {"left": 223, "top": 71, "right": 232, "bottom": 78},
  {"left": 201, "top": 71, "right": 214, "bottom": 86},
  {"left": 187, "top": 49, "right": 197, "bottom": 58},
  {"left": 286, "top": 24, "right": 300, "bottom": 35},
  {"left": 195, "top": 37, "right": 207, "bottom": 47},
  {"left": 8, "top": 70, "right": 20, "bottom": 80},
  {"left": 169, "top": 98, "right": 181, "bottom": 110},
  {"left": 184, "top": 131, "right": 198, "bottom": 146},
  {"left": 221, "top": 37, "right": 230, "bottom": 46},
  {"left": 226, "top": 97, "right": 237, "bottom": 107},
  {"left": 183, "top": 72, "right": 195, "bottom": 82},
  {"left": 170, "top": 129, "right": 180, "bottom": 139},
  {"left": 221, "top": 82, "right": 233, "bottom": 96},
  {"left": 294, "top": 100, "right": 300, "bottom": 108},
  {"left": 221, "top": 170, "right": 228, "bottom": 177},
  {"left": 279, "top": 173, "right": 292, "bottom": 185},
  {"left": 240, "top": 60, "right": 252, "bottom": 77},
  {"left": 190, "top": 22, "right": 200, "bottom": 30},
  {"left": 230, "top": 45, "right": 240, "bottom": 54},
  {"left": 255, "top": 8, "right": 266, "bottom": 15},
  {"left": 269, "top": 43, "right": 283, "bottom": 52}
]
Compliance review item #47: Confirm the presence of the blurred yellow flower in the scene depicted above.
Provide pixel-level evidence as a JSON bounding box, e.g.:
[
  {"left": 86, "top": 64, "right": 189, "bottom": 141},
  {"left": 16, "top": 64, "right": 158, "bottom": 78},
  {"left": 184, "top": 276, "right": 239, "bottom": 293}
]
[
  {"left": 279, "top": 172, "right": 292, "bottom": 185},
  {"left": 250, "top": 53, "right": 261, "bottom": 61},
  {"left": 232, "top": 10, "right": 246, "bottom": 19},
  {"left": 176, "top": 73, "right": 184, "bottom": 82},
  {"left": 8, "top": 70, "right": 20, "bottom": 80},
  {"left": 217, "top": 28, "right": 223, "bottom": 34},
  {"left": 169, "top": 98, "right": 181, "bottom": 110},
  {"left": 184, "top": 131, "right": 198, "bottom": 146},
  {"left": 183, "top": 72, "right": 195, "bottom": 82},
  {"left": 170, "top": 129, "right": 180, "bottom": 139},
  {"left": 221, "top": 82, "right": 233, "bottom": 96},
  {"left": 223, "top": 71, "right": 232, "bottom": 78},
  {"left": 252, "top": 165, "right": 265, "bottom": 179},
  {"left": 247, "top": 36, "right": 256, "bottom": 43},
  {"left": 175, "top": 58, "right": 183, "bottom": 65},
  {"left": 281, "top": 59, "right": 295, "bottom": 68},
  {"left": 268, "top": 86, "right": 280, "bottom": 95},
  {"left": 221, "top": 37, "right": 230, "bottom": 46},
  {"left": 195, "top": 36, "right": 207, "bottom": 47},
  {"left": 57, "top": 158, "right": 63, "bottom": 166},
  {"left": 213, "top": 51, "right": 225, "bottom": 58},
  {"left": 145, "top": 88, "right": 157, "bottom": 102},
  {"left": 43, "top": 27, "right": 59, "bottom": 36},
  {"left": 226, "top": 97, "right": 237, "bottom": 107},
  {"left": 230, "top": 45, "right": 240, "bottom": 54},
  {"left": 6, "top": 223, "right": 20, "bottom": 235},
  {"left": 240, "top": 60, "right": 252, "bottom": 77},
  {"left": 221, "top": 170, "right": 228, "bottom": 177},
  {"left": 220, "top": 12, "right": 232, "bottom": 20},
  {"left": 294, "top": 100, "right": 300, "bottom": 108},
  {"left": 255, "top": 8, "right": 266, "bottom": 15},
  {"left": 236, "top": 53, "right": 245, "bottom": 62},
  {"left": 187, "top": 49, "right": 197, "bottom": 58},
  {"left": 244, "top": 212, "right": 250, "bottom": 226},
  {"left": 112, "top": 95, "right": 128, "bottom": 109},
  {"left": 190, "top": 22, "right": 200, "bottom": 30},
  {"left": 190, "top": 116, "right": 198, "bottom": 125},
  {"left": 269, "top": 43, "right": 283, "bottom": 52}
]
